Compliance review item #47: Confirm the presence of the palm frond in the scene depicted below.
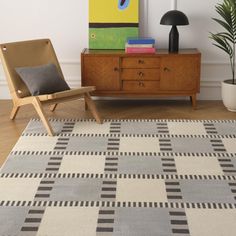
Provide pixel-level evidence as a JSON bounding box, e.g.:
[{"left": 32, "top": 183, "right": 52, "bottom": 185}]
[
  {"left": 212, "top": 18, "right": 233, "bottom": 35},
  {"left": 210, "top": 0, "right": 236, "bottom": 83},
  {"left": 230, "top": 0, "right": 236, "bottom": 40},
  {"left": 215, "top": 2, "right": 232, "bottom": 28},
  {"left": 210, "top": 33, "right": 233, "bottom": 57},
  {"left": 217, "top": 32, "right": 235, "bottom": 43}
]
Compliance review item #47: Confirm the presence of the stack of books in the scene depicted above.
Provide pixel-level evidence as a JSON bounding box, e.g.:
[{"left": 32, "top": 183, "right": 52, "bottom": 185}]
[{"left": 125, "top": 37, "right": 156, "bottom": 53}]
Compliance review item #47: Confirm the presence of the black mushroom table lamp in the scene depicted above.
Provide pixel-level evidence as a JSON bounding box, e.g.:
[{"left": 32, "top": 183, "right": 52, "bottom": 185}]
[{"left": 160, "top": 10, "right": 189, "bottom": 53}]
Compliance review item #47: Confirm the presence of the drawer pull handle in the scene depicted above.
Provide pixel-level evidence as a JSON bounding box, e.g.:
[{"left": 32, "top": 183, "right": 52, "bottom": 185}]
[
  {"left": 138, "top": 59, "right": 144, "bottom": 64},
  {"left": 139, "top": 81, "right": 144, "bottom": 87},
  {"left": 138, "top": 72, "right": 144, "bottom": 77},
  {"left": 114, "top": 67, "right": 119, "bottom": 72},
  {"left": 164, "top": 67, "right": 170, "bottom": 72}
]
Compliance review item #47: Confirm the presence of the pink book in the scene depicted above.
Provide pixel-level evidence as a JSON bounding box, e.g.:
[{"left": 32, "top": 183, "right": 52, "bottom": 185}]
[{"left": 125, "top": 47, "right": 156, "bottom": 53}]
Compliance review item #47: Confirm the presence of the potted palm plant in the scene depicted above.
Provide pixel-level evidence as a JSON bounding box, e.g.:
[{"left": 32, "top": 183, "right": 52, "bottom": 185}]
[{"left": 210, "top": 0, "right": 236, "bottom": 112}]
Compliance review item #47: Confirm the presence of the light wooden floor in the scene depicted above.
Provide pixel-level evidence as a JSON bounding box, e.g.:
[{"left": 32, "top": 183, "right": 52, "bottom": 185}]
[{"left": 0, "top": 99, "right": 236, "bottom": 166}]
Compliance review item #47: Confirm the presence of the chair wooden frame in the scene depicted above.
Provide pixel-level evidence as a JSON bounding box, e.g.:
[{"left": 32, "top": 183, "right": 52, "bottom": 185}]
[{"left": 0, "top": 39, "right": 102, "bottom": 136}]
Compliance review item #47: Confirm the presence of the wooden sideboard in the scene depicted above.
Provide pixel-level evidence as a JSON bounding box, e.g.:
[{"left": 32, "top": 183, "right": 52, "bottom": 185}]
[{"left": 81, "top": 49, "right": 201, "bottom": 108}]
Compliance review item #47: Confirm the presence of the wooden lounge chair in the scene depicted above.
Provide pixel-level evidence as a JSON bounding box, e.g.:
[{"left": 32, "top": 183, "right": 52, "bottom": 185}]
[{"left": 0, "top": 39, "right": 102, "bottom": 136}]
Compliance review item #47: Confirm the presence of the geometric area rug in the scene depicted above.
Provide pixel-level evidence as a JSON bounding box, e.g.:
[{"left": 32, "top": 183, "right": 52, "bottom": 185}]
[{"left": 0, "top": 119, "right": 236, "bottom": 236}]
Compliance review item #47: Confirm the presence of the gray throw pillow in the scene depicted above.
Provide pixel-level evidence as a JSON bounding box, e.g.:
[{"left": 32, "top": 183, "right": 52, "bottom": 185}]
[{"left": 15, "top": 63, "right": 70, "bottom": 96}]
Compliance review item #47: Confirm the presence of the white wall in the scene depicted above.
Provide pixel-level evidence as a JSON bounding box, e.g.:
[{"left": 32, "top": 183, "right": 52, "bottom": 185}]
[{"left": 0, "top": 0, "right": 231, "bottom": 99}]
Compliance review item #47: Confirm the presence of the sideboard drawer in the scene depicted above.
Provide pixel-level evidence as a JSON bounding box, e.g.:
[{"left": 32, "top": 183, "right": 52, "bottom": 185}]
[
  {"left": 122, "top": 81, "right": 160, "bottom": 92},
  {"left": 121, "top": 57, "right": 160, "bottom": 68},
  {"left": 121, "top": 69, "right": 160, "bottom": 81}
]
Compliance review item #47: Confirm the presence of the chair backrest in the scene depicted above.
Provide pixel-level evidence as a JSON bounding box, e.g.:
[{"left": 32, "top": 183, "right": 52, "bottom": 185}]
[{"left": 0, "top": 39, "right": 65, "bottom": 98}]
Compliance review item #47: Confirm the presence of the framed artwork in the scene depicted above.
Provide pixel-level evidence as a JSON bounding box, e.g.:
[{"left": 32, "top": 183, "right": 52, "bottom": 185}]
[{"left": 89, "top": 0, "right": 139, "bottom": 49}]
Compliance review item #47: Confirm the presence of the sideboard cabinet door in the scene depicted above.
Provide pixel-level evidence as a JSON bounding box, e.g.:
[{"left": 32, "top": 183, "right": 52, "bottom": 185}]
[
  {"left": 82, "top": 56, "right": 120, "bottom": 91},
  {"left": 160, "top": 56, "right": 200, "bottom": 91}
]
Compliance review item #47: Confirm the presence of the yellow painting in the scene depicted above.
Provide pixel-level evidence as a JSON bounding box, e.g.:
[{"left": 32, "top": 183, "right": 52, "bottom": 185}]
[
  {"left": 89, "top": 0, "right": 139, "bottom": 23},
  {"left": 89, "top": 0, "right": 139, "bottom": 49}
]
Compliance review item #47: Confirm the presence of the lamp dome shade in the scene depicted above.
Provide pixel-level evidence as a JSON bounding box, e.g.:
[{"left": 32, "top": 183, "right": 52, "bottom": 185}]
[{"left": 160, "top": 10, "right": 189, "bottom": 26}]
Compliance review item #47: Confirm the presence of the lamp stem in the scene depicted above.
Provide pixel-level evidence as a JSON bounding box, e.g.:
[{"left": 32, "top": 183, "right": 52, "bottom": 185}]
[
  {"left": 171, "top": 0, "right": 177, "bottom": 10},
  {"left": 169, "top": 25, "right": 179, "bottom": 53}
]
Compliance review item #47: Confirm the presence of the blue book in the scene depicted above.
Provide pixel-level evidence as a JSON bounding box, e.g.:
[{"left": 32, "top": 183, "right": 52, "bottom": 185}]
[{"left": 127, "top": 37, "right": 155, "bottom": 45}]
